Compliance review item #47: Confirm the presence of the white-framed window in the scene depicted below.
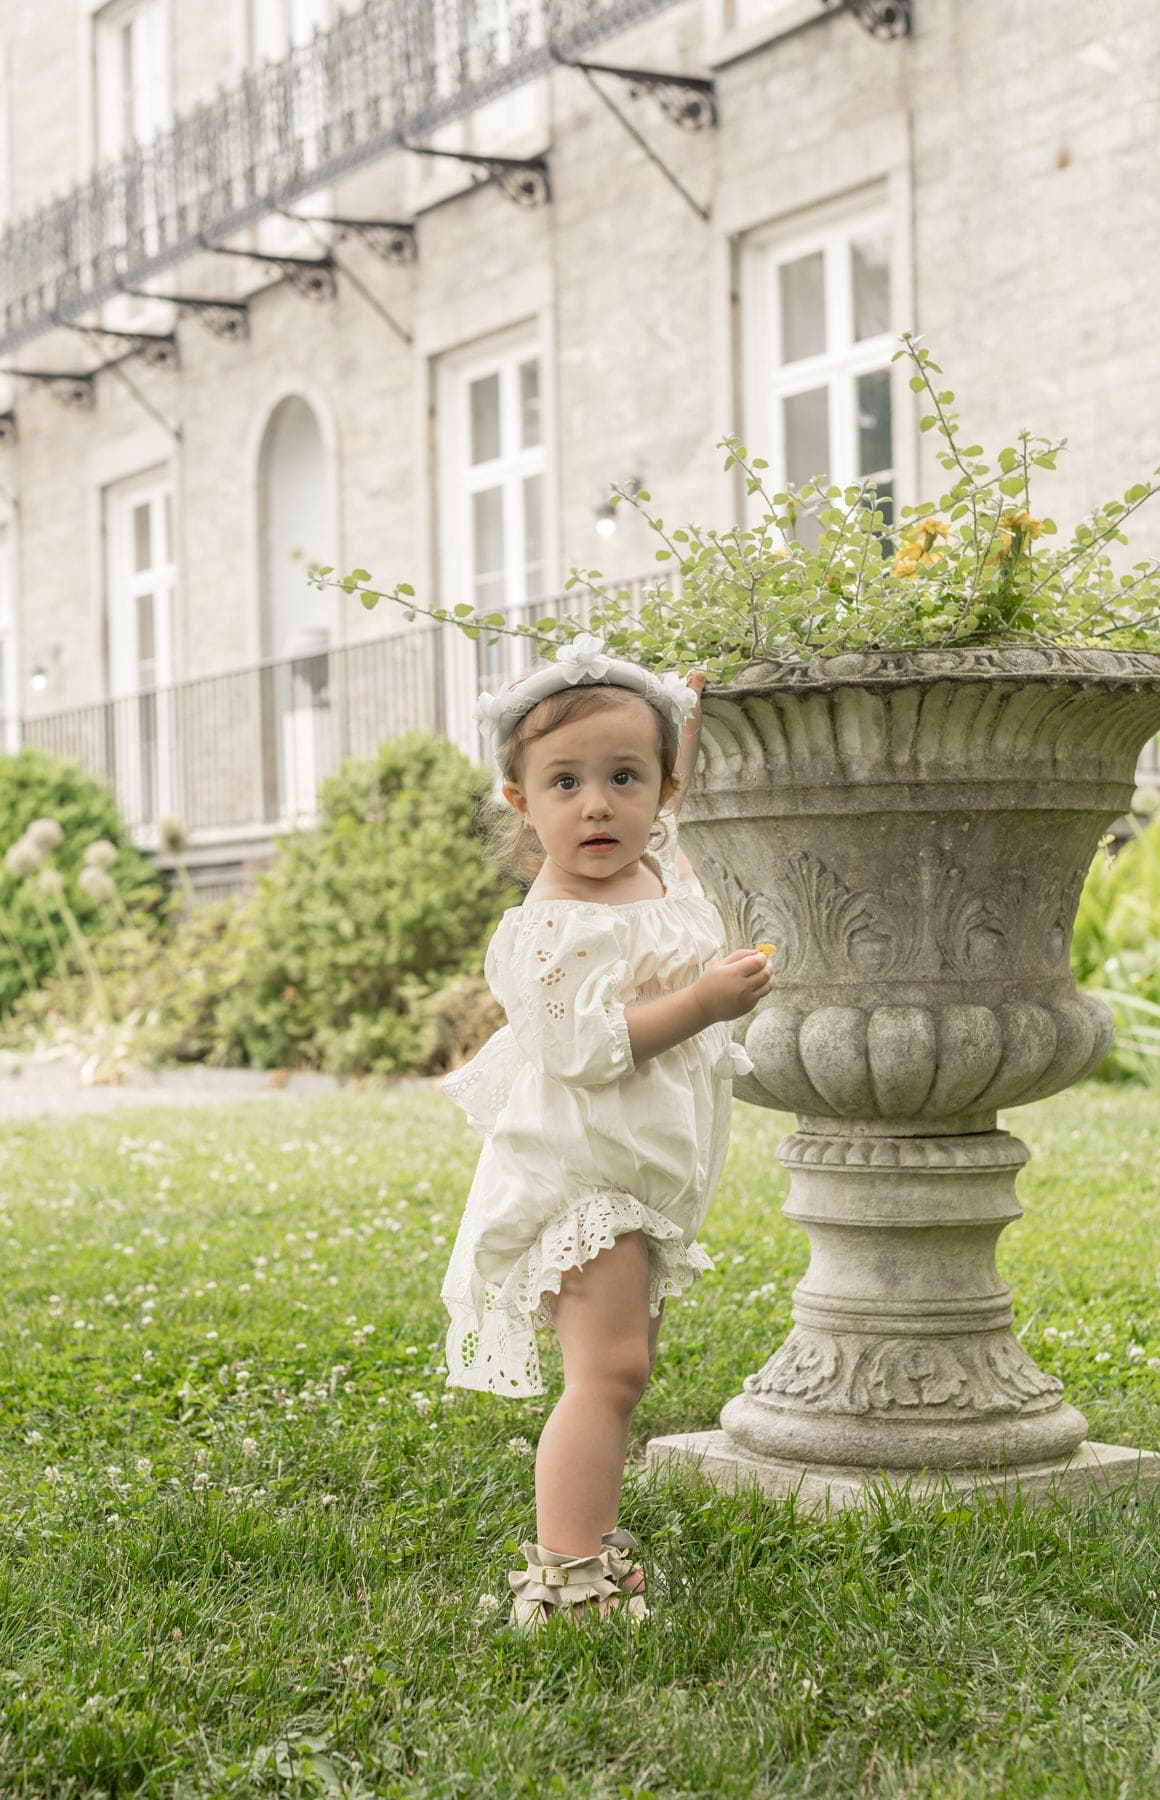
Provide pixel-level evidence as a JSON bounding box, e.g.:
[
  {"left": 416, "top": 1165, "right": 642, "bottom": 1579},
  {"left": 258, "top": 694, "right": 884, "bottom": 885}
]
[
  {"left": 741, "top": 200, "right": 895, "bottom": 541},
  {"left": 437, "top": 331, "right": 549, "bottom": 753},
  {"left": 0, "top": 530, "right": 18, "bottom": 753},
  {"left": 94, "top": 0, "right": 169, "bottom": 162},
  {"left": 251, "top": 0, "right": 328, "bottom": 61},
  {"left": 105, "top": 470, "right": 175, "bottom": 827}
]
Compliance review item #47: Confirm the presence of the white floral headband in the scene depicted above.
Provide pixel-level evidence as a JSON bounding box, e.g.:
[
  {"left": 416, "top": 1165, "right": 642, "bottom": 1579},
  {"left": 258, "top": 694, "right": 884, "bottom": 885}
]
[{"left": 473, "top": 634, "right": 699, "bottom": 753}]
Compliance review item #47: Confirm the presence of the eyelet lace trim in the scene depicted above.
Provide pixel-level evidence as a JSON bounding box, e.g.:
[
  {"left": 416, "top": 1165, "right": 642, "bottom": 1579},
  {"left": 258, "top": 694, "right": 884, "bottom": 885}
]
[{"left": 443, "top": 1191, "right": 715, "bottom": 1397}]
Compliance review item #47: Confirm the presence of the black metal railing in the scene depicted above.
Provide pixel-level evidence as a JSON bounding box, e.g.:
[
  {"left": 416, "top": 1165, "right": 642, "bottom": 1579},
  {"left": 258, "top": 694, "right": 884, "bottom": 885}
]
[
  {"left": 22, "top": 625, "right": 445, "bottom": 838},
  {"left": 0, "top": 0, "right": 683, "bottom": 355}
]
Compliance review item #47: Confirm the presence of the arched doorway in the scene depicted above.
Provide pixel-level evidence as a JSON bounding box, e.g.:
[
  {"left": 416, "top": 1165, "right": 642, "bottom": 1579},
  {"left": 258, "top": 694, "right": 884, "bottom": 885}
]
[{"left": 258, "top": 395, "right": 334, "bottom": 822}]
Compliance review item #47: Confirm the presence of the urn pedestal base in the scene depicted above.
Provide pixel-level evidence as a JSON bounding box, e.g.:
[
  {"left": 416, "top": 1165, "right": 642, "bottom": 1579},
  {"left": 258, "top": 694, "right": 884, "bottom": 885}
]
[{"left": 643, "top": 1432, "right": 1160, "bottom": 1514}]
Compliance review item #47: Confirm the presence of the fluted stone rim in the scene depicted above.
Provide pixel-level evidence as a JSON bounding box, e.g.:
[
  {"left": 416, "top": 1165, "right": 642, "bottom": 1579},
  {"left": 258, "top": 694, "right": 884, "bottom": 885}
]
[
  {"left": 777, "top": 1131, "right": 1030, "bottom": 1171},
  {"left": 709, "top": 646, "right": 1160, "bottom": 695}
]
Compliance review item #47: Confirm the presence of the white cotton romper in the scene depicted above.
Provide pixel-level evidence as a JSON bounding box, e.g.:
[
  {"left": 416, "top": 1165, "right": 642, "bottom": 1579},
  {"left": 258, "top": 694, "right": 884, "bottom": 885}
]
[{"left": 440, "top": 811, "right": 754, "bottom": 1398}]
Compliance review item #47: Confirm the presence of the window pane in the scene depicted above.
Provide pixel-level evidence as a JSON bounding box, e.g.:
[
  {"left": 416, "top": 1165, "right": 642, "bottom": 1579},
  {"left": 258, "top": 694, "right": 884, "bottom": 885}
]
[
  {"left": 783, "top": 387, "right": 829, "bottom": 487},
  {"left": 778, "top": 252, "right": 825, "bottom": 363},
  {"left": 856, "top": 369, "right": 892, "bottom": 478},
  {"left": 852, "top": 230, "right": 890, "bottom": 341},
  {"left": 469, "top": 373, "right": 501, "bottom": 465},
  {"left": 136, "top": 591, "right": 156, "bottom": 685},
  {"left": 472, "top": 487, "right": 505, "bottom": 609},
  {"left": 519, "top": 359, "right": 541, "bottom": 449},
  {"left": 133, "top": 500, "right": 152, "bottom": 574},
  {"left": 523, "top": 474, "right": 543, "bottom": 598}
]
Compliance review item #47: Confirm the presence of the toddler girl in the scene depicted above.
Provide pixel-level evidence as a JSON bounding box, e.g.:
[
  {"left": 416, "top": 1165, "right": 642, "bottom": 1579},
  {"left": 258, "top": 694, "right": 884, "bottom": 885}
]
[{"left": 440, "top": 636, "right": 774, "bottom": 1629}]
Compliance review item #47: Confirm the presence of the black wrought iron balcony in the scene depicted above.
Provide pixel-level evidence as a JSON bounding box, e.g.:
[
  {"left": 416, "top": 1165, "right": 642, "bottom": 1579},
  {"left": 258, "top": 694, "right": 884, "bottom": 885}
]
[{"left": 0, "top": 0, "right": 683, "bottom": 357}]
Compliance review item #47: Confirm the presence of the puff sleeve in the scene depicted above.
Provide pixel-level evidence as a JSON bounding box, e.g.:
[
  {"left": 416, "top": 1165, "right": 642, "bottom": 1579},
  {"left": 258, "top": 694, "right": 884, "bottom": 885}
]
[{"left": 487, "top": 907, "right": 636, "bottom": 1088}]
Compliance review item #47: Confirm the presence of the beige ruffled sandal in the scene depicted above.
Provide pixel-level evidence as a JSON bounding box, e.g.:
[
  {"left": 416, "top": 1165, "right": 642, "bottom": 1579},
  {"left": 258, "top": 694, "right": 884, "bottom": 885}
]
[
  {"left": 601, "top": 1528, "right": 650, "bottom": 1620},
  {"left": 508, "top": 1541, "right": 628, "bottom": 1631}
]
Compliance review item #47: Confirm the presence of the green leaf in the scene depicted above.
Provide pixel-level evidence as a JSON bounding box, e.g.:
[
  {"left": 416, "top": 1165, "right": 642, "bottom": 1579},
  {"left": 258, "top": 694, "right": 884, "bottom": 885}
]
[
  {"left": 397, "top": 583, "right": 415, "bottom": 597},
  {"left": 350, "top": 568, "right": 371, "bottom": 583},
  {"left": 908, "top": 375, "right": 926, "bottom": 392},
  {"left": 998, "top": 448, "right": 1019, "bottom": 474}
]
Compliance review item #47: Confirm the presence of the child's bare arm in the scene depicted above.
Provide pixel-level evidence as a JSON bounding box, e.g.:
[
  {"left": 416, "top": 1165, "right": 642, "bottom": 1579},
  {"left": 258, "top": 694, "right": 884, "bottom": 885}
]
[
  {"left": 625, "top": 949, "right": 774, "bottom": 1066},
  {"left": 668, "top": 671, "right": 706, "bottom": 818}
]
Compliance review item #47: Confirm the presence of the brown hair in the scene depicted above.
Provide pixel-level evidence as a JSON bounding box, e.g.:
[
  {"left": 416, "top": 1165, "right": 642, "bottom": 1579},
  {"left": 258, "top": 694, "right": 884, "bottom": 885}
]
[{"left": 482, "top": 683, "right": 681, "bottom": 883}]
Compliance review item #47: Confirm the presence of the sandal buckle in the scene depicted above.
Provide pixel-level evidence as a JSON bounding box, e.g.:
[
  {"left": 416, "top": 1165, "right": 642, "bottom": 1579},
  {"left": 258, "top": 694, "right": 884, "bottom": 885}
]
[{"left": 541, "top": 1565, "right": 571, "bottom": 1587}]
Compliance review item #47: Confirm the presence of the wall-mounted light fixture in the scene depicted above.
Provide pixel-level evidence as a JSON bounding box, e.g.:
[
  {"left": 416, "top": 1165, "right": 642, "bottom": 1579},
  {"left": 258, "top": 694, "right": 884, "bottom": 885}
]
[
  {"left": 29, "top": 646, "right": 61, "bottom": 693},
  {"left": 594, "top": 478, "right": 644, "bottom": 539}
]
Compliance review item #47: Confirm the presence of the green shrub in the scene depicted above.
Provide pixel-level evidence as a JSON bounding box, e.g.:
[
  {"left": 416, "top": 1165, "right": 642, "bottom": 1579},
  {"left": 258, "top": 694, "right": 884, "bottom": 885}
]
[
  {"left": 0, "top": 748, "right": 164, "bottom": 1013},
  {"left": 214, "top": 732, "right": 518, "bottom": 1075},
  {"left": 1073, "top": 812, "right": 1160, "bottom": 1080},
  {"left": 1, "top": 899, "right": 253, "bottom": 1071}
]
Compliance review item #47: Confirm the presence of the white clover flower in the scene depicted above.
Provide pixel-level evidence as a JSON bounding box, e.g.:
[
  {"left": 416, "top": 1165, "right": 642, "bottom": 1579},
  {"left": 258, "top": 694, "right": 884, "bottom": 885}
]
[
  {"left": 27, "top": 818, "right": 63, "bottom": 852},
  {"left": 555, "top": 632, "right": 612, "bottom": 682},
  {"left": 37, "top": 868, "right": 65, "bottom": 897},
  {"left": 475, "top": 1593, "right": 501, "bottom": 1615},
  {"left": 24, "top": 1430, "right": 43, "bottom": 1446},
  {"left": 659, "top": 671, "right": 700, "bottom": 725},
  {"left": 5, "top": 838, "right": 42, "bottom": 878},
  {"left": 241, "top": 1437, "right": 259, "bottom": 1460},
  {"left": 412, "top": 1393, "right": 432, "bottom": 1417},
  {"left": 192, "top": 1471, "right": 209, "bottom": 1491},
  {"left": 78, "top": 866, "right": 117, "bottom": 903},
  {"left": 135, "top": 1457, "right": 152, "bottom": 1476},
  {"left": 320, "top": 1493, "right": 337, "bottom": 1507},
  {"left": 43, "top": 1466, "right": 61, "bottom": 1486},
  {"left": 1127, "top": 1344, "right": 1146, "bottom": 1362},
  {"left": 507, "top": 1435, "right": 532, "bottom": 1457},
  {"left": 83, "top": 839, "right": 118, "bottom": 870}
]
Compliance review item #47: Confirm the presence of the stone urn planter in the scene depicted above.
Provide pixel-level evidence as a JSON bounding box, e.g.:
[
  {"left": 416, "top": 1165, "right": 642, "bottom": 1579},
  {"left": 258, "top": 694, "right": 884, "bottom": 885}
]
[{"left": 646, "top": 646, "right": 1160, "bottom": 1509}]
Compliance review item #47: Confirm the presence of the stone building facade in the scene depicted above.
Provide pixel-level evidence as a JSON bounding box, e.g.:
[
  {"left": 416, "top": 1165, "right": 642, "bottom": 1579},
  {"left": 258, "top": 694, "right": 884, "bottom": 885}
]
[{"left": 0, "top": 0, "right": 1157, "bottom": 891}]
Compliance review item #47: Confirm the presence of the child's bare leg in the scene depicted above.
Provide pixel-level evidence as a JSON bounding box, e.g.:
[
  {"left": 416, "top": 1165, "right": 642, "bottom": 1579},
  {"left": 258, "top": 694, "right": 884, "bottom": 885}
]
[{"left": 537, "top": 1229, "right": 653, "bottom": 1581}]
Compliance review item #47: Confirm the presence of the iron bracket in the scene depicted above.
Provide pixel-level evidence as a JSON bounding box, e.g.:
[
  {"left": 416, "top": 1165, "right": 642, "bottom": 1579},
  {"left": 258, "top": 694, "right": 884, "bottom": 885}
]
[
  {"left": 0, "top": 368, "right": 98, "bottom": 410},
  {"left": 120, "top": 289, "right": 252, "bottom": 341},
  {"left": 552, "top": 58, "right": 716, "bottom": 130},
  {"left": 277, "top": 210, "right": 418, "bottom": 264},
  {"left": 197, "top": 239, "right": 338, "bottom": 301},
  {"left": 823, "top": 0, "right": 912, "bottom": 40},
  {"left": 61, "top": 322, "right": 180, "bottom": 371},
  {"left": 404, "top": 143, "right": 550, "bottom": 207}
]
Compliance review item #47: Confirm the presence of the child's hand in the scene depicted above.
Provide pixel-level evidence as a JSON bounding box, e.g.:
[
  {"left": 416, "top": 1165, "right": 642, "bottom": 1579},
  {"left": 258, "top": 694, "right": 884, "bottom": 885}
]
[{"left": 695, "top": 948, "right": 775, "bottom": 1025}]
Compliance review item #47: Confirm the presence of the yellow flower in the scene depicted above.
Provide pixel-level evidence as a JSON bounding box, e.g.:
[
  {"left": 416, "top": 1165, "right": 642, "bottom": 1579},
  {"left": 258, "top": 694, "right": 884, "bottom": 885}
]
[
  {"left": 892, "top": 541, "right": 943, "bottom": 577},
  {"left": 998, "top": 510, "right": 1043, "bottom": 539},
  {"left": 903, "top": 517, "right": 950, "bottom": 541}
]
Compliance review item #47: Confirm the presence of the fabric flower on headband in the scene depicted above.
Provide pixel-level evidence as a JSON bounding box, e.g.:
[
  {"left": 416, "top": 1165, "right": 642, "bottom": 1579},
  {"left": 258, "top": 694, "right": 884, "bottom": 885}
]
[
  {"left": 554, "top": 632, "right": 613, "bottom": 682},
  {"left": 660, "top": 671, "right": 700, "bottom": 723},
  {"left": 473, "top": 690, "right": 508, "bottom": 729}
]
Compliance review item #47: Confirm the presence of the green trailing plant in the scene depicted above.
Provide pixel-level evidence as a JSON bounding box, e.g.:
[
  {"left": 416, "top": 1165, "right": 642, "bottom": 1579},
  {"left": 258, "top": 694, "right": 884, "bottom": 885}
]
[{"left": 310, "top": 334, "right": 1160, "bottom": 679}]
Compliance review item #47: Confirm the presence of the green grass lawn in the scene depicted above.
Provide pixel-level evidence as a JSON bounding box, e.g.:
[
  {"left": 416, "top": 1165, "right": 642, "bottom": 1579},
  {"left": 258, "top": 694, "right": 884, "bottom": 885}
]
[{"left": 0, "top": 1083, "right": 1156, "bottom": 1798}]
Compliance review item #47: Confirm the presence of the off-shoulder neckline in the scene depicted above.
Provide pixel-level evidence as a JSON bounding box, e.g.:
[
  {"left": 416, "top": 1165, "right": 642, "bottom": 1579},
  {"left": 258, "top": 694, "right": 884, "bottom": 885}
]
[{"left": 513, "top": 846, "right": 683, "bottom": 912}]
